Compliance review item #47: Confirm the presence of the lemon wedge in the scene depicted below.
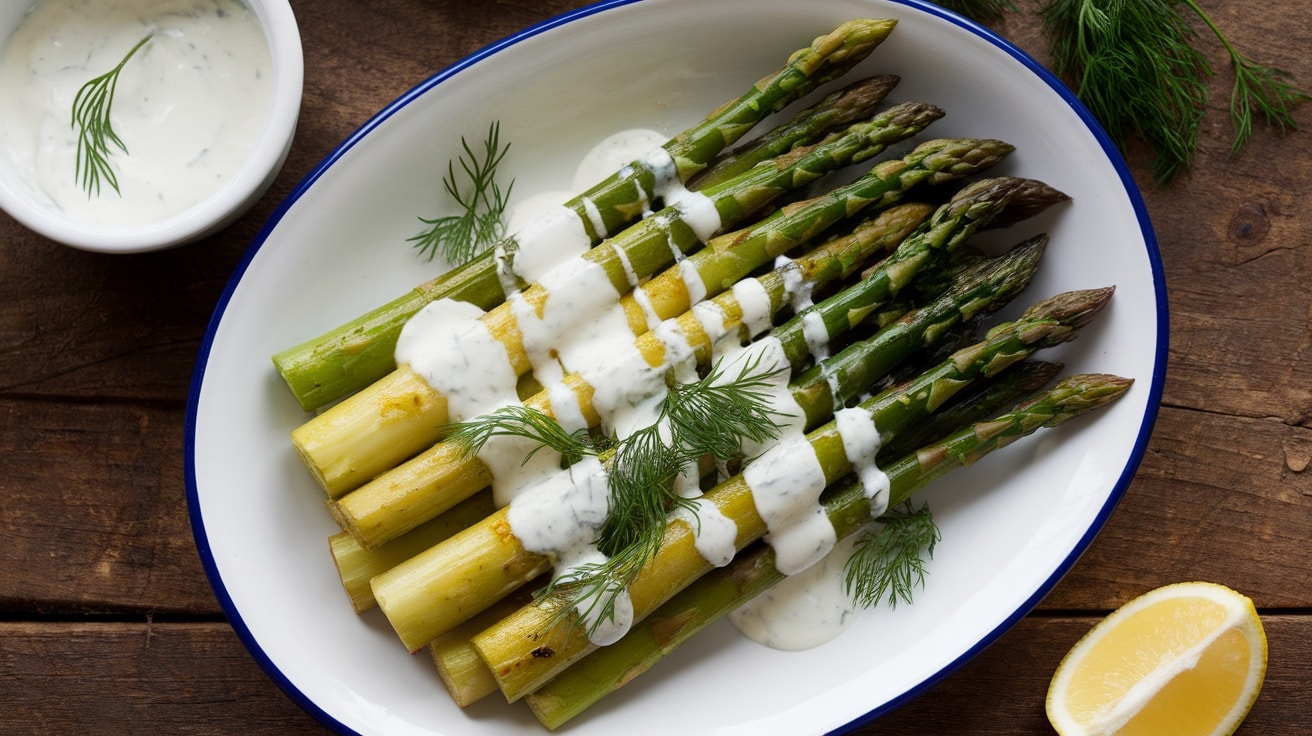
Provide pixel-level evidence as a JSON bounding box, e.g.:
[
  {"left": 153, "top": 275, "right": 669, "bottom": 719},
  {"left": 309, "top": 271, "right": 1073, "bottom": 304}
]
[{"left": 1046, "top": 581, "right": 1267, "bottom": 736}]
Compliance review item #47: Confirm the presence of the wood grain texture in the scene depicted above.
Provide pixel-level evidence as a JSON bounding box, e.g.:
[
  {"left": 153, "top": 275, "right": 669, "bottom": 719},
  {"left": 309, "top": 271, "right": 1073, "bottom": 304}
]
[{"left": 1, "top": 0, "right": 1309, "bottom": 733}]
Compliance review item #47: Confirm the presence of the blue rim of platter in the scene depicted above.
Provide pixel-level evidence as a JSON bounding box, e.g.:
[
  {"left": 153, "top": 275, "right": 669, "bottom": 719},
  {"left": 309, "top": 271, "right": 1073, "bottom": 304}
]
[{"left": 184, "top": 0, "right": 1168, "bottom": 733}]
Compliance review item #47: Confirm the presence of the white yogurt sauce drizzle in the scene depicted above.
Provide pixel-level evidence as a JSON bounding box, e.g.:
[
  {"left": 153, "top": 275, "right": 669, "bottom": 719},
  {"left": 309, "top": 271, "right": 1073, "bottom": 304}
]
[
  {"left": 0, "top": 0, "right": 273, "bottom": 228},
  {"left": 732, "top": 277, "right": 776, "bottom": 339},
  {"left": 570, "top": 128, "right": 668, "bottom": 194},
  {"left": 496, "top": 130, "right": 672, "bottom": 298},
  {"left": 394, "top": 299, "right": 518, "bottom": 421},
  {"left": 729, "top": 532, "right": 865, "bottom": 651},
  {"left": 741, "top": 434, "right": 834, "bottom": 576},
  {"left": 729, "top": 405, "right": 891, "bottom": 651},
  {"left": 836, "top": 407, "right": 892, "bottom": 517}
]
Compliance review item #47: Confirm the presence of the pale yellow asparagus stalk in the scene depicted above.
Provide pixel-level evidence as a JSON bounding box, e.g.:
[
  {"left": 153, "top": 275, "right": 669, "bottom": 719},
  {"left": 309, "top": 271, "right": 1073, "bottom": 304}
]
[
  {"left": 429, "top": 587, "right": 537, "bottom": 707},
  {"left": 328, "top": 490, "right": 495, "bottom": 613}
]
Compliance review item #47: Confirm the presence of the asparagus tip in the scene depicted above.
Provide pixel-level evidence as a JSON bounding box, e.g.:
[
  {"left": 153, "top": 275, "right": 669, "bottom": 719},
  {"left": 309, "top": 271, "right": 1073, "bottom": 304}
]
[
  {"left": 1046, "top": 373, "right": 1136, "bottom": 424},
  {"left": 1024, "top": 286, "right": 1116, "bottom": 329}
]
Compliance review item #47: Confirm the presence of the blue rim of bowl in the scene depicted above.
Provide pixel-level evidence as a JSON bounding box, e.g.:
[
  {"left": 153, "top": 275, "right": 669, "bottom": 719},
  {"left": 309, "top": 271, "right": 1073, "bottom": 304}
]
[{"left": 184, "top": 1, "right": 1168, "bottom": 733}]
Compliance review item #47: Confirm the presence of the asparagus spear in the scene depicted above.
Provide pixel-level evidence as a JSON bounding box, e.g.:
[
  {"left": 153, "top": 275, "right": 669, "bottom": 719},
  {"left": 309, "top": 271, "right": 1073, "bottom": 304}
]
[
  {"left": 470, "top": 288, "right": 1115, "bottom": 702},
  {"left": 787, "top": 233, "right": 1050, "bottom": 428},
  {"left": 294, "top": 105, "right": 948, "bottom": 499},
  {"left": 272, "top": 19, "right": 899, "bottom": 413},
  {"left": 429, "top": 582, "right": 539, "bottom": 708},
  {"left": 689, "top": 74, "right": 900, "bottom": 190},
  {"left": 773, "top": 176, "right": 1067, "bottom": 378},
  {"left": 876, "top": 359, "right": 1064, "bottom": 460},
  {"left": 340, "top": 168, "right": 1042, "bottom": 555},
  {"left": 524, "top": 372, "right": 1134, "bottom": 729}
]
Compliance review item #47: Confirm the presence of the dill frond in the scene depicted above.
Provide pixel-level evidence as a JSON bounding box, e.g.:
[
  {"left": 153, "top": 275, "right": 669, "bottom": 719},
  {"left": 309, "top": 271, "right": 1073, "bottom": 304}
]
[
  {"left": 71, "top": 33, "right": 152, "bottom": 198},
  {"left": 1041, "top": 0, "right": 1308, "bottom": 184},
  {"left": 410, "top": 121, "right": 514, "bottom": 264},
  {"left": 448, "top": 354, "right": 790, "bottom": 638},
  {"left": 844, "top": 501, "right": 940, "bottom": 609},
  {"left": 443, "top": 404, "right": 602, "bottom": 467},
  {"left": 1179, "top": 0, "right": 1310, "bottom": 154}
]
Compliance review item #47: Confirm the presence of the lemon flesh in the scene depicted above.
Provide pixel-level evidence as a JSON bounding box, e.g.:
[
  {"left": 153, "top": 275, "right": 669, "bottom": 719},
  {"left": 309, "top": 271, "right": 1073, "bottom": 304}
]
[{"left": 1047, "top": 581, "right": 1267, "bottom": 736}]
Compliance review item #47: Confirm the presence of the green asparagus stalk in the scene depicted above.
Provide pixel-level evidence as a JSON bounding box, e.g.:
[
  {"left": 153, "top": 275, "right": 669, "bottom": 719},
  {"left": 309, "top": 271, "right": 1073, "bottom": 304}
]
[
  {"left": 586, "top": 234, "right": 1048, "bottom": 595},
  {"left": 524, "top": 372, "right": 1133, "bottom": 728},
  {"left": 615, "top": 132, "right": 1008, "bottom": 333},
  {"left": 273, "top": 19, "right": 899, "bottom": 413},
  {"left": 788, "top": 233, "right": 1050, "bottom": 428},
  {"left": 876, "top": 359, "right": 1064, "bottom": 460},
  {"left": 689, "top": 74, "right": 900, "bottom": 190},
  {"left": 294, "top": 104, "right": 947, "bottom": 499},
  {"left": 774, "top": 176, "right": 1067, "bottom": 375},
  {"left": 470, "top": 287, "right": 1115, "bottom": 702}
]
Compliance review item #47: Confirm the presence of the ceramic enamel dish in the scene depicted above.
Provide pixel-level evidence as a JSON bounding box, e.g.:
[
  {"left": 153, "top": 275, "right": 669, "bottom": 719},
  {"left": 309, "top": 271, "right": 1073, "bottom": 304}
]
[{"left": 185, "top": 0, "right": 1166, "bottom": 733}]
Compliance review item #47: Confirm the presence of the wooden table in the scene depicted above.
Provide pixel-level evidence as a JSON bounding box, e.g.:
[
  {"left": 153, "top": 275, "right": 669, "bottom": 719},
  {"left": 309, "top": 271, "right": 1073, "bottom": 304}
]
[{"left": 3, "top": 1, "right": 1309, "bottom": 733}]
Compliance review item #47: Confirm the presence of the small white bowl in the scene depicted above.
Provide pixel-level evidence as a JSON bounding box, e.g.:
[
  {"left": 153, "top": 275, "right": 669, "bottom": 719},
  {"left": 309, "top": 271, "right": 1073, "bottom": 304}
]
[{"left": 0, "top": 0, "right": 303, "bottom": 253}]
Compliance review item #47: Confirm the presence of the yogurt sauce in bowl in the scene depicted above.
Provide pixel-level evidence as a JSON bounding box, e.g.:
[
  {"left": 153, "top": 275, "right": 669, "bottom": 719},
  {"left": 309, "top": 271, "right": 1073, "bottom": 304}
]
[{"left": 0, "top": 0, "right": 297, "bottom": 250}]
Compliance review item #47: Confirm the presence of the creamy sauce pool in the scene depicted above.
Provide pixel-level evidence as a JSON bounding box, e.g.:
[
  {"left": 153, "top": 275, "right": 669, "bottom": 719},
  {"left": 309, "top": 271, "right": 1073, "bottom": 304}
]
[
  {"left": 0, "top": 0, "right": 273, "bottom": 227},
  {"left": 395, "top": 128, "right": 893, "bottom": 651}
]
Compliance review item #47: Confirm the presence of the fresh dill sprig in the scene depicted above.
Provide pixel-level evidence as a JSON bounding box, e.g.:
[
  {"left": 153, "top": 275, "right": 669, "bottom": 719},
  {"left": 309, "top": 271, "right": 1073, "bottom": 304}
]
[
  {"left": 928, "top": 1, "right": 1308, "bottom": 184},
  {"left": 410, "top": 121, "right": 514, "bottom": 264},
  {"left": 70, "top": 33, "right": 152, "bottom": 198},
  {"left": 541, "top": 356, "right": 790, "bottom": 635},
  {"left": 536, "top": 541, "right": 650, "bottom": 643},
  {"left": 1041, "top": 0, "right": 1308, "bottom": 185},
  {"left": 444, "top": 403, "right": 607, "bottom": 468},
  {"left": 1042, "top": 0, "right": 1209, "bottom": 185},
  {"left": 596, "top": 355, "right": 790, "bottom": 557},
  {"left": 1183, "top": 0, "right": 1310, "bottom": 154},
  {"left": 662, "top": 356, "right": 789, "bottom": 460},
  {"left": 844, "top": 501, "right": 941, "bottom": 609}
]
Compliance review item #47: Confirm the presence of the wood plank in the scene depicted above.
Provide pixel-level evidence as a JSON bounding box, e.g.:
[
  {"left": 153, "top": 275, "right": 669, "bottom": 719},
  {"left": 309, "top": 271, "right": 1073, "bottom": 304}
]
[
  {"left": 0, "top": 622, "right": 322, "bottom": 734},
  {"left": 0, "top": 398, "right": 216, "bottom": 613},
  {"left": 1040, "top": 405, "right": 1312, "bottom": 609},
  {"left": 1, "top": 616, "right": 1306, "bottom": 734}
]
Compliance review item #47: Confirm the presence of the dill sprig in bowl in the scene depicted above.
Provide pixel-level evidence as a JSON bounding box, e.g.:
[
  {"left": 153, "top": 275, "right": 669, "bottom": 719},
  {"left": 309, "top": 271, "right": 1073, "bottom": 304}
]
[{"left": 0, "top": 0, "right": 304, "bottom": 253}]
